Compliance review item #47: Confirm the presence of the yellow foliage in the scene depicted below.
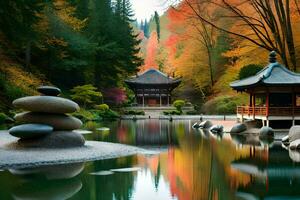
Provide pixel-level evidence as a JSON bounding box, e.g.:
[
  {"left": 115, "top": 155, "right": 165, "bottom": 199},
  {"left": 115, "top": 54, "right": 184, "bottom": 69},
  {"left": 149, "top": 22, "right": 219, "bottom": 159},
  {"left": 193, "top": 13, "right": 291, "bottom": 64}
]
[
  {"left": 0, "top": 51, "right": 47, "bottom": 96},
  {"left": 53, "top": 0, "right": 87, "bottom": 31}
]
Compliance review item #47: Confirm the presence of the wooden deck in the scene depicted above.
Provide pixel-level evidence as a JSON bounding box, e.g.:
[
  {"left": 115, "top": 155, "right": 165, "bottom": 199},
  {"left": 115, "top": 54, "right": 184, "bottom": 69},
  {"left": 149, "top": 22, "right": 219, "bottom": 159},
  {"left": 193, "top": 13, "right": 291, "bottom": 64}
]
[{"left": 237, "top": 106, "right": 300, "bottom": 117}]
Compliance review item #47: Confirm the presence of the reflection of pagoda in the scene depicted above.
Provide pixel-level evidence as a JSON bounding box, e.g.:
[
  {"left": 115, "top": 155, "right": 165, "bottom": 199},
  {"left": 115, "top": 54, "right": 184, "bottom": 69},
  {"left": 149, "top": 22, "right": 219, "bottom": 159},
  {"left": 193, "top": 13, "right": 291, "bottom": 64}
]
[
  {"left": 134, "top": 120, "right": 179, "bottom": 146},
  {"left": 232, "top": 143, "right": 300, "bottom": 199}
]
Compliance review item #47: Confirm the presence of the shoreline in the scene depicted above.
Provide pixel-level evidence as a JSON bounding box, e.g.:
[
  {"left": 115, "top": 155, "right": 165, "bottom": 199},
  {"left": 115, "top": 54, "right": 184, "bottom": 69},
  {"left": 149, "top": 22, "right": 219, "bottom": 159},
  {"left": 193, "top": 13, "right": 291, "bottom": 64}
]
[
  {"left": 0, "top": 131, "right": 147, "bottom": 169},
  {"left": 121, "top": 115, "right": 237, "bottom": 120}
]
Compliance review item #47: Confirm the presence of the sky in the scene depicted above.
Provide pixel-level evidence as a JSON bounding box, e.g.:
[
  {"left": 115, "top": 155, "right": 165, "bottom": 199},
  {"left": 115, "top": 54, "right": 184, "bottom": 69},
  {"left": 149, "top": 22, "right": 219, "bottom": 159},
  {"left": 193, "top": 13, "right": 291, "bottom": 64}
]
[{"left": 130, "top": 0, "right": 171, "bottom": 21}]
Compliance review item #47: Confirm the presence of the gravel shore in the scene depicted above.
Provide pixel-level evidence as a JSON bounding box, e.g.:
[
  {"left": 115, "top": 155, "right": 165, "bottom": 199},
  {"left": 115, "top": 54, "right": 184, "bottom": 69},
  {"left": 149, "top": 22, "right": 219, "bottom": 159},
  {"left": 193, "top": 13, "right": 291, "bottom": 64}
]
[{"left": 0, "top": 131, "right": 146, "bottom": 169}]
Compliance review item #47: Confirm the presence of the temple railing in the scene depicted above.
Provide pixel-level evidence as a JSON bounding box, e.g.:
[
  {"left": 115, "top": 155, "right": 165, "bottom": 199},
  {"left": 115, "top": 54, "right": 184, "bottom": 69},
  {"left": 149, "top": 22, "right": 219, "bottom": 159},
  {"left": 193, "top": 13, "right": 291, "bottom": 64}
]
[{"left": 237, "top": 106, "right": 300, "bottom": 116}]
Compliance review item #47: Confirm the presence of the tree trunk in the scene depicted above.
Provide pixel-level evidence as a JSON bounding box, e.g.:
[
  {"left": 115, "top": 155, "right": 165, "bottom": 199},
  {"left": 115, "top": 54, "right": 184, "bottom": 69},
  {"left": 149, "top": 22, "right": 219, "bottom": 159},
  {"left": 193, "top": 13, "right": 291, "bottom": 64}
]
[{"left": 25, "top": 41, "right": 31, "bottom": 68}]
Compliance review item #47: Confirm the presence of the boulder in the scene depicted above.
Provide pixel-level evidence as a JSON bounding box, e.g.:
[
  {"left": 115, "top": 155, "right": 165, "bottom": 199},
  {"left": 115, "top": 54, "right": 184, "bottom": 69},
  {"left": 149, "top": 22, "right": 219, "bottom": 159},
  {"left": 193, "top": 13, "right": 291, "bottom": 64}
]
[
  {"left": 244, "top": 120, "right": 262, "bottom": 129},
  {"left": 192, "top": 122, "right": 201, "bottom": 129},
  {"left": 15, "top": 112, "right": 82, "bottom": 130},
  {"left": 259, "top": 126, "right": 274, "bottom": 138},
  {"left": 289, "top": 149, "right": 300, "bottom": 162},
  {"left": 13, "top": 96, "right": 79, "bottom": 114},
  {"left": 210, "top": 125, "right": 224, "bottom": 134},
  {"left": 289, "top": 139, "right": 300, "bottom": 150},
  {"left": 282, "top": 135, "right": 289, "bottom": 146},
  {"left": 199, "top": 121, "right": 213, "bottom": 129},
  {"left": 230, "top": 123, "right": 247, "bottom": 134},
  {"left": 289, "top": 126, "right": 300, "bottom": 143},
  {"left": 9, "top": 124, "right": 53, "bottom": 139},
  {"left": 17, "top": 131, "right": 85, "bottom": 148},
  {"left": 37, "top": 86, "right": 61, "bottom": 96}
]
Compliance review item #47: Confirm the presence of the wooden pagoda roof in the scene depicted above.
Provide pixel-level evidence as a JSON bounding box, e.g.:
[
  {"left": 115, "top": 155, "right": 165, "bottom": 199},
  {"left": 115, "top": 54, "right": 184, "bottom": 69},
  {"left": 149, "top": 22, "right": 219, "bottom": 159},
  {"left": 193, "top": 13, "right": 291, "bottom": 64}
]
[
  {"left": 230, "top": 51, "right": 300, "bottom": 91},
  {"left": 125, "top": 68, "right": 181, "bottom": 86}
]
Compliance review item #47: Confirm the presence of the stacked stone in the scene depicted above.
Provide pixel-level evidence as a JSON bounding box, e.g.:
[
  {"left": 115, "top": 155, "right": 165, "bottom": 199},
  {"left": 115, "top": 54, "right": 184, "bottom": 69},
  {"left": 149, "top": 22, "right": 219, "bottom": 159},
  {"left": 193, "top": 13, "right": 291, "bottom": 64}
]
[{"left": 8, "top": 86, "right": 85, "bottom": 148}]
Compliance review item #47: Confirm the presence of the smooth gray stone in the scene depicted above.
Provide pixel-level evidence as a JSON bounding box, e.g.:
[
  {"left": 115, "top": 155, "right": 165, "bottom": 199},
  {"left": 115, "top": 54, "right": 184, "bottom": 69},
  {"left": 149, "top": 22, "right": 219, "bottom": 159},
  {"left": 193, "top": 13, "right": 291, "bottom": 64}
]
[
  {"left": 289, "top": 126, "right": 300, "bottom": 143},
  {"left": 282, "top": 135, "right": 289, "bottom": 146},
  {"left": 17, "top": 131, "right": 85, "bottom": 148},
  {"left": 9, "top": 124, "right": 53, "bottom": 139},
  {"left": 290, "top": 139, "right": 300, "bottom": 150},
  {"left": 13, "top": 96, "right": 79, "bottom": 114},
  {"left": 210, "top": 125, "right": 224, "bottom": 134},
  {"left": 259, "top": 126, "right": 274, "bottom": 138},
  {"left": 37, "top": 86, "right": 61, "bottom": 96},
  {"left": 230, "top": 123, "right": 247, "bottom": 133},
  {"left": 199, "top": 120, "right": 213, "bottom": 129},
  {"left": 192, "top": 122, "right": 201, "bottom": 129},
  {"left": 15, "top": 112, "right": 82, "bottom": 130}
]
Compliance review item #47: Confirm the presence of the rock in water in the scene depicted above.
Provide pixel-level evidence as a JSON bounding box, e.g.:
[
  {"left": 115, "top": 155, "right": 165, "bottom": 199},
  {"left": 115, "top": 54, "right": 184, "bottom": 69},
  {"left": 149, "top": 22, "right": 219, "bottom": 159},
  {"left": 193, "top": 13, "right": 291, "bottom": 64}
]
[
  {"left": 17, "top": 131, "right": 85, "bottom": 148},
  {"left": 259, "top": 126, "right": 274, "bottom": 138},
  {"left": 282, "top": 135, "right": 289, "bottom": 146},
  {"left": 289, "top": 126, "right": 300, "bottom": 143},
  {"left": 230, "top": 123, "right": 247, "bottom": 134},
  {"left": 289, "top": 139, "right": 300, "bottom": 150},
  {"left": 192, "top": 123, "right": 200, "bottom": 129},
  {"left": 13, "top": 96, "right": 79, "bottom": 114},
  {"left": 37, "top": 86, "right": 61, "bottom": 96},
  {"left": 210, "top": 125, "right": 224, "bottom": 134},
  {"left": 9, "top": 124, "right": 53, "bottom": 139},
  {"left": 199, "top": 121, "right": 213, "bottom": 129},
  {"left": 15, "top": 112, "right": 82, "bottom": 130}
]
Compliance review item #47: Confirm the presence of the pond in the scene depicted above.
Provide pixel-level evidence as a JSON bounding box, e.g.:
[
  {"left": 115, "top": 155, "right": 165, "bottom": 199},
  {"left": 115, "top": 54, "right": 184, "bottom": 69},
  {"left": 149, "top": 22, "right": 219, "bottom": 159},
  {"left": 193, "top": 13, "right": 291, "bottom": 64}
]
[{"left": 0, "top": 119, "right": 299, "bottom": 200}]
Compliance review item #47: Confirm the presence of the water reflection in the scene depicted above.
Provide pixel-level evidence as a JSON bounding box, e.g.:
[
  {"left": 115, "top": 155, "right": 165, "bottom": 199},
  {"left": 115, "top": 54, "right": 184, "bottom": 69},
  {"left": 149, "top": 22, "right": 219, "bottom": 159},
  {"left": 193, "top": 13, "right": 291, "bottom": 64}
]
[
  {"left": 0, "top": 163, "right": 84, "bottom": 200},
  {"left": 1, "top": 119, "right": 300, "bottom": 200}
]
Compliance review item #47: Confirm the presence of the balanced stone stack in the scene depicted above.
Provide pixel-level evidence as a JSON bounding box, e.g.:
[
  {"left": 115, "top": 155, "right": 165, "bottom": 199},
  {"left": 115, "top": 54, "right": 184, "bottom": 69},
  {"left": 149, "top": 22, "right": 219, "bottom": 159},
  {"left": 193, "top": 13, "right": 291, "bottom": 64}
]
[{"left": 8, "top": 86, "right": 85, "bottom": 148}]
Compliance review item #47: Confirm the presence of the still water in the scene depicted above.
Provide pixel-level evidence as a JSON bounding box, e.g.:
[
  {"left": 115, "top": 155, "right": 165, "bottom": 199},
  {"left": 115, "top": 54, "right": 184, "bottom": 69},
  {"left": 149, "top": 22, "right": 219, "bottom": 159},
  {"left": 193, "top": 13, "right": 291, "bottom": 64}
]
[{"left": 0, "top": 119, "right": 300, "bottom": 200}]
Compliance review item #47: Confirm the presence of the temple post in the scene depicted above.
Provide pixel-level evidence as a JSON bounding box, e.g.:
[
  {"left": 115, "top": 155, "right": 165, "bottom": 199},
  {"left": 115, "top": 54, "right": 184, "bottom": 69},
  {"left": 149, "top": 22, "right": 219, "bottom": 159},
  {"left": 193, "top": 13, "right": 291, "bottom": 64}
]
[{"left": 142, "top": 89, "right": 145, "bottom": 107}]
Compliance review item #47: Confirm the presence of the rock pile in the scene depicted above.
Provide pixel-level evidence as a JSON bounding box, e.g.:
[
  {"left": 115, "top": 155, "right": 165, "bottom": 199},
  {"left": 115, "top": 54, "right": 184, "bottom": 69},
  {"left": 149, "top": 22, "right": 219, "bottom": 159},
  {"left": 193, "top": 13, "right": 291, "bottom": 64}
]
[{"left": 8, "top": 86, "right": 85, "bottom": 148}]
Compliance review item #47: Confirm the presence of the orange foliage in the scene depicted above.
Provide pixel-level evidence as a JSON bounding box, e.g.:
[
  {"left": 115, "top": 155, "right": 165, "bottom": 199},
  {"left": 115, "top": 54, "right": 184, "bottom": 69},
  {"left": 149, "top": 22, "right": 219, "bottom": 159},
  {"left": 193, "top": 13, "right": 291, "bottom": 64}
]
[{"left": 140, "top": 31, "right": 159, "bottom": 72}]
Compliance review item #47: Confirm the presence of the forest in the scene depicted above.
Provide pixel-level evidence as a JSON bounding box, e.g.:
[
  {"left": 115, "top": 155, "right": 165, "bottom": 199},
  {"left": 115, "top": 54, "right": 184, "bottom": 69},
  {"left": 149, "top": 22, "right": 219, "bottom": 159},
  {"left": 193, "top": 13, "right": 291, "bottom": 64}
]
[
  {"left": 0, "top": 0, "right": 141, "bottom": 111},
  {"left": 141, "top": 0, "right": 300, "bottom": 114},
  {"left": 0, "top": 0, "right": 300, "bottom": 115}
]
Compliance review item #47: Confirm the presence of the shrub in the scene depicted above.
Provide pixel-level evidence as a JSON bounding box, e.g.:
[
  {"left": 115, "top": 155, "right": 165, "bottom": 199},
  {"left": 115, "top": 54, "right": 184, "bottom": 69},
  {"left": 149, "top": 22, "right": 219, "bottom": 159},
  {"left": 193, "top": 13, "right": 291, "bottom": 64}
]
[
  {"left": 71, "top": 84, "right": 102, "bottom": 108},
  {"left": 173, "top": 100, "right": 186, "bottom": 113},
  {"left": 203, "top": 95, "right": 242, "bottom": 115},
  {"left": 186, "top": 110, "right": 198, "bottom": 115},
  {"left": 239, "top": 64, "right": 263, "bottom": 80},
  {"left": 124, "top": 110, "right": 145, "bottom": 115},
  {"left": 0, "top": 113, "right": 7, "bottom": 124},
  {"left": 98, "top": 109, "right": 120, "bottom": 119},
  {"left": 163, "top": 110, "right": 182, "bottom": 115},
  {"left": 95, "top": 104, "right": 110, "bottom": 112},
  {"left": 72, "top": 109, "right": 101, "bottom": 122}
]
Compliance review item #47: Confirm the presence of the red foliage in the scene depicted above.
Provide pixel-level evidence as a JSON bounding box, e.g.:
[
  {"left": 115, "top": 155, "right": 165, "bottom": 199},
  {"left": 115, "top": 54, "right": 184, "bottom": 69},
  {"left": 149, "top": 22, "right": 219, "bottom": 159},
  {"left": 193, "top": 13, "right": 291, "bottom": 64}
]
[{"left": 103, "top": 88, "right": 126, "bottom": 105}]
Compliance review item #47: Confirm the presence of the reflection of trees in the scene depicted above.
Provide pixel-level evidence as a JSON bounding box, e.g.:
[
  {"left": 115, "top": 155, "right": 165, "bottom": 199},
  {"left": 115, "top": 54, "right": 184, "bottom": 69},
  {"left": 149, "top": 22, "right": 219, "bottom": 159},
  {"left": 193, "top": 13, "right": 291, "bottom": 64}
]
[
  {"left": 77, "top": 156, "right": 136, "bottom": 200},
  {"left": 233, "top": 143, "right": 300, "bottom": 199},
  {"left": 142, "top": 134, "right": 253, "bottom": 200}
]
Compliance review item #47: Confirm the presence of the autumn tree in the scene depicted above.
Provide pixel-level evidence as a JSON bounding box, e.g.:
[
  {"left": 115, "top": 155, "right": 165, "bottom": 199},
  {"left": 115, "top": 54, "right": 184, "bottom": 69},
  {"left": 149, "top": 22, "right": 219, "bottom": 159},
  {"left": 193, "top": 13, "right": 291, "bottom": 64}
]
[
  {"left": 182, "top": 0, "right": 300, "bottom": 70},
  {"left": 154, "top": 11, "right": 161, "bottom": 41}
]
